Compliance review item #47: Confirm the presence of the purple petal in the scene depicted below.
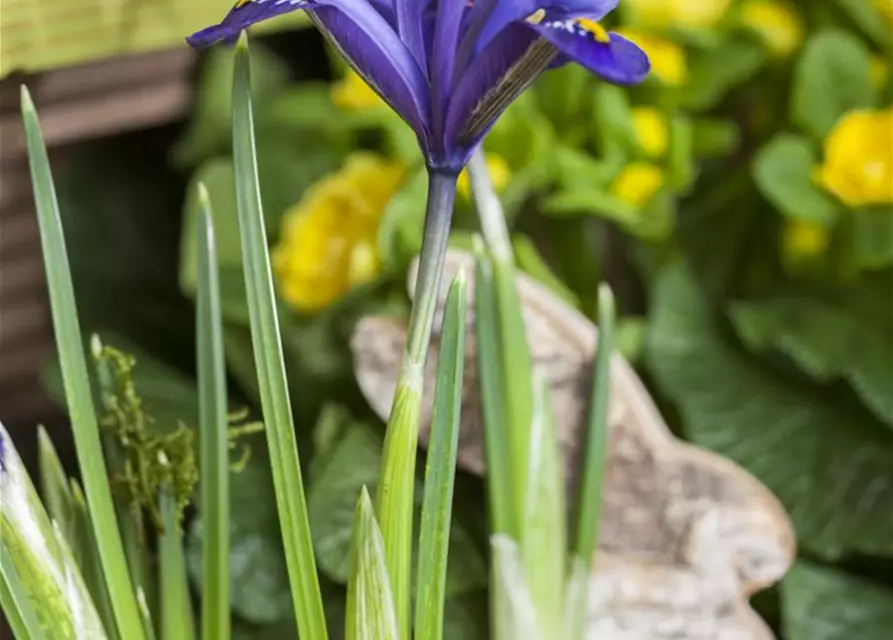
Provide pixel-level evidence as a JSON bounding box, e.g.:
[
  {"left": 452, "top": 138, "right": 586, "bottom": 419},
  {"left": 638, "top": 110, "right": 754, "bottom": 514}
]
[
  {"left": 430, "top": 0, "right": 466, "bottom": 141},
  {"left": 310, "top": 5, "right": 432, "bottom": 146},
  {"left": 187, "top": 0, "right": 309, "bottom": 48},
  {"left": 526, "top": 21, "right": 650, "bottom": 85},
  {"left": 444, "top": 23, "right": 543, "bottom": 159},
  {"left": 393, "top": 0, "right": 431, "bottom": 68}
]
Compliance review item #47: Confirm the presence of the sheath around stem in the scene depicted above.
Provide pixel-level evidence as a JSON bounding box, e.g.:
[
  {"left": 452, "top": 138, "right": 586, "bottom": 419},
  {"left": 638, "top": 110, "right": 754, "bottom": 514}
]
[{"left": 375, "top": 169, "right": 457, "bottom": 639}]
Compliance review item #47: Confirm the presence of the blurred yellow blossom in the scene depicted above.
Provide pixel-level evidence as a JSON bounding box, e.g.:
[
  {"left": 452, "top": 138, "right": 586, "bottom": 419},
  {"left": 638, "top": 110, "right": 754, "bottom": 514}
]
[
  {"left": 273, "top": 154, "right": 404, "bottom": 312},
  {"left": 632, "top": 107, "right": 669, "bottom": 158},
  {"left": 815, "top": 108, "right": 893, "bottom": 207},
  {"left": 875, "top": 0, "right": 893, "bottom": 28},
  {"left": 740, "top": 0, "right": 804, "bottom": 58},
  {"left": 782, "top": 220, "right": 830, "bottom": 263},
  {"left": 332, "top": 69, "right": 384, "bottom": 111},
  {"left": 627, "top": 0, "right": 732, "bottom": 29},
  {"left": 612, "top": 162, "right": 665, "bottom": 208},
  {"left": 616, "top": 30, "right": 687, "bottom": 86},
  {"left": 870, "top": 55, "right": 889, "bottom": 91},
  {"left": 457, "top": 153, "right": 511, "bottom": 199}
]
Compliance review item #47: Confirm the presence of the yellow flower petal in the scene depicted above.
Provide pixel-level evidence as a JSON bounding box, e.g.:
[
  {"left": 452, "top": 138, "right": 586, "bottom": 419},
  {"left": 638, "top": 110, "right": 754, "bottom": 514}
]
[
  {"left": 332, "top": 70, "right": 384, "bottom": 111},
  {"left": 274, "top": 153, "right": 404, "bottom": 312},
  {"left": 816, "top": 108, "right": 893, "bottom": 208},
  {"left": 632, "top": 107, "right": 669, "bottom": 158},
  {"left": 611, "top": 163, "right": 666, "bottom": 208},
  {"left": 740, "top": 0, "right": 804, "bottom": 58},
  {"left": 782, "top": 220, "right": 830, "bottom": 262},
  {"left": 627, "top": 0, "right": 732, "bottom": 29},
  {"left": 616, "top": 30, "right": 687, "bottom": 86}
]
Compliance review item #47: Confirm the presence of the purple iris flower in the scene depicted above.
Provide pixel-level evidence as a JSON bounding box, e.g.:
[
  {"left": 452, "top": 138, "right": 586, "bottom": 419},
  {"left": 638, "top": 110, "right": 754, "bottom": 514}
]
[{"left": 188, "top": 0, "right": 649, "bottom": 173}]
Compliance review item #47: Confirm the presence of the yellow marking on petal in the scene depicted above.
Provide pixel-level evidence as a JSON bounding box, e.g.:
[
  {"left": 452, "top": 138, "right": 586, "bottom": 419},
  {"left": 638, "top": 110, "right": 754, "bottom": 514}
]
[
  {"left": 611, "top": 163, "right": 665, "bottom": 208},
  {"left": 234, "top": 0, "right": 252, "bottom": 8},
  {"left": 274, "top": 154, "right": 404, "bottom": 312},
  {"left": 632, "top": 107, "right": 669, "bottom": 159},
  {"left": 457, "top": 153, "right": 511, "bottom": 199},
  {"left": 576, "top": 18, "right": 611, "bottom": 43},
  {"left": 816, "top": 108, "right": 893, "bottom": 207},
  {"left": 526, "top": 9, "right": 547, "bottom": 25}
]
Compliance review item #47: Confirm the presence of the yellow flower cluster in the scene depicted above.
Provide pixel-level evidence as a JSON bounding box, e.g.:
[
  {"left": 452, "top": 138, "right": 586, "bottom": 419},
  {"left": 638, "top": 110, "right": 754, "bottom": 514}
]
[
  {"left": 616, "top": 29, "right": 687, "bottom": 86},
  {"left": 273, "top": 154, "right": 404, "bottom": 312},
  {"left": 611, "top": 108, "right": 669, "bottom": 208},
  {"left": 816, "top": 108, "right": 893, "bottom": 208},
  {"left": 627, "top": 0, "right": 731, "bottom": 29},
  {"left": 740, "top": 0, "right": 804, "bottom": 58}
]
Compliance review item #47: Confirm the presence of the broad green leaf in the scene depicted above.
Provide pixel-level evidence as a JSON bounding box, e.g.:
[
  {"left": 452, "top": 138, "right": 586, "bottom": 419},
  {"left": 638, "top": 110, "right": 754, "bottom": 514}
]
[
  {"left": 591, "top": 84, "right": 637, "bottom": 162},
  {"left": 231, "top": 36, "right": 327, "bottom": 639},
  {"left": 827, "top": 0, "right": 891, "bottom": 48},
  {"left": 667, "top": 116, "right": 695, "bottom": 191},
  {"left": 731, "top": 287, "right": 893, "bottom": 427},
  {"left": 753, "top": 134, "right": 840, "bottom": 224},
  {"left": 520, "top": 373, "right": 566, "bottom": 638},
  {"left": 647, "top": 264, "right": 893, "bottom": 559},
  {"left": 783, "top": 562, "right": 893, "bottom": 640},
  {"left": 792, "top": 30, "right": 875, "bottom": 140},
  {"left": 345, "top": 488, "right": 398, "bottom": 640},
  {"left": 377, "top": 167, "right": 428, "bottom": 271},
  {"left": 852, "top": 207, "right": 893, "bottom": 270},
  {"left": 415, "top": 273, "right": 467, "bottom": 640},
  {"left": 22, "top": 85, "right": 143, "bottom": 639},
  {"left": 691, "top": 118, "right": 741, "bottom": 158},
  {"left": 0, "top": 423, "right": 107, "bottom": 639},
  {"left": 681, "top": 35, "right": 767, "bottom": 110}
]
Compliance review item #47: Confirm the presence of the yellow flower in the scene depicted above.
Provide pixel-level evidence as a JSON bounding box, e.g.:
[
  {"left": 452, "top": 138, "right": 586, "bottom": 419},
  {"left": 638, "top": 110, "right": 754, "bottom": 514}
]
[
  {"left": 331, "top": 70, "right": 384, "bottom": 111},
  {"left": 875, "top": 0, "right": 893, "bottom": 28},
  {"left": 870, "top": 55, "right": 889, "bottom": 91},
  {"left": 632, "top": 107, "right": 669, "bottom": 158},
  {"left": 457, "top": 153, "right": 512, "bottom": 198},
  {"left": 782, "top": 220, "right": 830, "bottom": 262},
  {"left": 616, "top": 30, "right": 687, "bottom": 86},
  {"left": 611, "top": 162, "right": 666, "bottom": 208},
  {"left": 273, "top": 154, "right": 404, "bottom": 312},
  {"left": 740, "top": 0, "right": 804, "bottom": 58},
  {"left": 815, "top": 108, "right": 893, "bottom": 208},
  {"left": 627, "top": 0, "right": 732, "bottom": 29}
]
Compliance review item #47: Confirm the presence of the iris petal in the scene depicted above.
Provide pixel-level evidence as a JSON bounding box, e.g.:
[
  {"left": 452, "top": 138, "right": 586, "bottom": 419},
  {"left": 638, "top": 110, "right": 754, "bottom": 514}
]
[
  {"left": 394, "top": 0, "right": 431, "bottom": 67},
  {"left": 526, "top": 21, "right": 650, "bottom": 85},
  {"left": 430, "top": 0, "right": 466, "bottom": 143},
  {"left": 310, "top": 5, "right": 432, "bottom": 145},
  {"left": 186, "top": 0, "right": 308, "bottom": 47}
]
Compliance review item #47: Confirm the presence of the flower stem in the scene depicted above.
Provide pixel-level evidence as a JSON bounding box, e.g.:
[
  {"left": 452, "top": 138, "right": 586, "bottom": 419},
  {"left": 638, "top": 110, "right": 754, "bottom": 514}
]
[{"left": 376, "top": 169, "right": 457, "bottom": 640}]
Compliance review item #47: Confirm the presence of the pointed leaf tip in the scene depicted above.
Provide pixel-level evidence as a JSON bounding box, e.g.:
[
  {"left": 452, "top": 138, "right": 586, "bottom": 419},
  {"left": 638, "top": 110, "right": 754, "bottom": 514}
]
[
  {"left": 598, "top": 283, "right": 615, "bottom": 316},
  {"left": 20, "top": 85, "right": 34, "bottom": 111}
]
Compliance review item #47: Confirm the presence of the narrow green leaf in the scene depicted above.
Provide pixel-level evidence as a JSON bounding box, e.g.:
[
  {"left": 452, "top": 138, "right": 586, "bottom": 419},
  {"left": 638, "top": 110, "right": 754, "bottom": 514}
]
[
  {"left": 230, "top": 35, "right": 328, "bottom": 639},
  {"left": 36, "top": 426, "right": 79, "bottom": 562},
  {"left": 137, "top": 589, "right": 159, "bottom": 640},
  {"left": 415, "top": 273, "right": 468, "bottom": 640},
  {"left": 159, "top": 486, "right": 195, "bottom": 640},
  {"left": 568, "top": 284, "right": 615, "bottom": 638},
  {"left": 521, "top": 371, "right": 567, "bottom": 638},
  {"left": 71, "top": 481, "right": 120, "bottom": 640},
  {"left": 345, "top": 488, "right": 398, "bottom": 640},
  {"left": 490, "top": 534, "right": 539, "bottom": 640},
  {"left": 195, "top": 183, "right": 232, "bottom": 640},
  {"left": 0, "top": 541, "right": 47, "bottom": 640},
  {"left": 473, "top": 239, "right": 515, "bottom": 536},
  {"left": 20, "top": 85, "right": 144, "bottom": 640}
]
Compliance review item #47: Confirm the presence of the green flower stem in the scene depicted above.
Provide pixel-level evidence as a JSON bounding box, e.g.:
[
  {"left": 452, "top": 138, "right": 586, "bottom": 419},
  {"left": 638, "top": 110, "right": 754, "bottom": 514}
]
[{"left": 376, "top": 168, "right": 457, "bottom": 640}]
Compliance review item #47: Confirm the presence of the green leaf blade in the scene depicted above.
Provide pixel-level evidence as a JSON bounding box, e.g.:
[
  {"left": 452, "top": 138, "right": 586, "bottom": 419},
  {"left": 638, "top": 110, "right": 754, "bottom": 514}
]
[
  {"left": 345, "top": 488, "right": 399, "bottom": 640},
  {"left": 20, "top": 85, "right": 143, "bottom": 640},
  {"left": 159, "top": 487, "right": 195, "bottom": 640},
  {"left": 195, "top": 184, "right": 232, "bottom": 640},
  {"left": 230, "top": 35, "right": 328, "bottom": 639},
  {"left": 415, "top": 272, "right": 468, "bottom": 640}
]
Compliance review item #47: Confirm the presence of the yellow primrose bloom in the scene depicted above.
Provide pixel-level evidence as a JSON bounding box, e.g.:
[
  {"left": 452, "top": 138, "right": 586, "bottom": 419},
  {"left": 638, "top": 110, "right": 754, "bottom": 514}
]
[
  {"left": 632, "top": 107, "right": 669, "bottom": 158},
  {"left": 782, "top": 220, "right": 830, "bottom": 262},
  {"left": 273, "top": 154, "right": 404, "bottom": 312},
  {"left": 616, "top": 30, "right": 687, "bottom": 86},
  {"left": 740, "top": 0, "right": 804, "bottom": 58},
  {"left": 457, "top": 153, "right": 511, "bottom": 199},
  {"left": 612, "top": 162, "right": 666, "bottom": 208},
  {"left": 332, "top": 69, "right": 384, "bottom": 111},
  {"left": 815, "top": 108, "right": 893, "bottom": 208},
  {"left": 870, "top": 55, "right": 889, "bottom": 91},
  {"left": 627, "top": 0, "right": 732, "bottom": 29}
]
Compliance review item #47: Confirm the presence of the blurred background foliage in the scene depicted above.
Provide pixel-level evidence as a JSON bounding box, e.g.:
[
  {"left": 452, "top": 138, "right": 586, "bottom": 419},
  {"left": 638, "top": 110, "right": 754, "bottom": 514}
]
[{"left": 34, "top": 1, "right": 893, "bottom": 638}]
